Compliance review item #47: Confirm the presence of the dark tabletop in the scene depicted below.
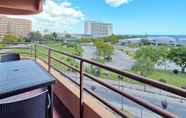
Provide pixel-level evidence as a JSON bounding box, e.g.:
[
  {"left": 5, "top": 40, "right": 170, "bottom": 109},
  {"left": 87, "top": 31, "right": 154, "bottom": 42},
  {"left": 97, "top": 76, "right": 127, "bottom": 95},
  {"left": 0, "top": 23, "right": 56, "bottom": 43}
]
[{"left": 0, "top": 60, "right": 55, "bottom": 99}]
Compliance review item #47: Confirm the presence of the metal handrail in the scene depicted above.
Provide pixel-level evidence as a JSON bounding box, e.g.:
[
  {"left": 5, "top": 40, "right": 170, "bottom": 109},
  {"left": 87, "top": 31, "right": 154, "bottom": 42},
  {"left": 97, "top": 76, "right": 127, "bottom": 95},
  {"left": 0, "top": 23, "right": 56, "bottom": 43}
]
[
  {"left": 50, "top": 56, "right": 80, "bottom": 72},
  {"left": 34, "top": 44, "right": 186, "bottom": 118},
  {"left": 1, "top": 43, "right": 184, "bottom": 118},
  {"left": 37, "top": 44, "right": 186, "bottom": 97},
  {"left": 0, "top": 45, "right": 33, "bottom": 56},
  {"left": 83, "top": 58, "right": 186, "bottom": 98},
  {"left": 84, "top": 73, "right": 176, "bottom": 118}
]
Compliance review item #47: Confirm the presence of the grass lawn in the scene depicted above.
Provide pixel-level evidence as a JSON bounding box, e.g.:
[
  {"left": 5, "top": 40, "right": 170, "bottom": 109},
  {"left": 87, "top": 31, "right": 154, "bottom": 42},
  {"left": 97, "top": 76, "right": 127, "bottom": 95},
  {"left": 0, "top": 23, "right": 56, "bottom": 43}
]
[
  {"left": 147, "top": 71, "right": 186, "bottom": 87},
  {"left": 88, "top": 66, "right": 186, "bottom": 88},
  {"left": 44, "top": 42, "right": 82, "bottom": 56},
  {"left": 36, "top": 43, "right": 81, "bottom": 69}
]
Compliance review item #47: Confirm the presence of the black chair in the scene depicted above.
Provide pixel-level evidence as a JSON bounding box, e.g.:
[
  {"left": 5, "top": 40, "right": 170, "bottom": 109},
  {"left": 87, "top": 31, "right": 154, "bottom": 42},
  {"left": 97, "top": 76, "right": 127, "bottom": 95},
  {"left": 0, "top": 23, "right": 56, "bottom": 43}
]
[
  {"left": 0, "top": 90, "right": 49, "bottom": 118},
  {"left": 0, "top": 53, "right": 20, "bottom": 62}
]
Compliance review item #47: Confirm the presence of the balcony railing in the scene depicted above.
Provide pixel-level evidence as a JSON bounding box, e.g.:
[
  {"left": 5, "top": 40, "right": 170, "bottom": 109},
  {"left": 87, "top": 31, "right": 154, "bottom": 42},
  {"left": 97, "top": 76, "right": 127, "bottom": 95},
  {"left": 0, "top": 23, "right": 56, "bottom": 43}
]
[{"left": 0, "top": 43, "right": 186, "bottom": 118}]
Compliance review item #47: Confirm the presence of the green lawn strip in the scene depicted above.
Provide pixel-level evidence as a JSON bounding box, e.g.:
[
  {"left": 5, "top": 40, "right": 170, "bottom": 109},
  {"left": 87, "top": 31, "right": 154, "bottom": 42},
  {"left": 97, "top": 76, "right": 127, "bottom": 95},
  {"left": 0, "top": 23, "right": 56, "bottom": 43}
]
[
  {"left": 37, "top": 43, "right": 80, "bottom": 70},
  {"left": 6, "top": 48, "right": 32, "bottom": 57},
  {"left": 147, "top": 71, "right": 186, "bottom": 87},
  {"left": 85, "top": 68, "right": 143, "bottom": 85},
  {"left": 95, "top": 68, "right": 186, "bottom": 88}
]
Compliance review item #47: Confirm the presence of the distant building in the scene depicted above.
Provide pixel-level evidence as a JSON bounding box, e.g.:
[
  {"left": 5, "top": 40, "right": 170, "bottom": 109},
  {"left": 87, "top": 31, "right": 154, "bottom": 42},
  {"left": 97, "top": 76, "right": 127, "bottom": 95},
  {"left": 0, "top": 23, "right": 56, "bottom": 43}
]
[
  {"left": 176, "top": 38, "right": 186, "bottom": 46},
  {"left": 84, "top": 21, "right": 112, "bottom": 38},
  {"left": 119, "top": 38, "right": 143, "bottom": 46},
  {"left": 57, "top": 33, "right": 93, "bottom": 42},
  {"left": 71, "top": 34, "right": 93, "bottom": 39},
  {"left": 147, "top": 36, "right": 186, "bottom": 46},
  {"left": 148, "top": 37, "right": 176, "bottom": 46},
  {"left": 0, "top": 16, "right": 32, "bottom": 39},
  {"left": 118, "top": 36, "right": 186, "bottom": 46}
]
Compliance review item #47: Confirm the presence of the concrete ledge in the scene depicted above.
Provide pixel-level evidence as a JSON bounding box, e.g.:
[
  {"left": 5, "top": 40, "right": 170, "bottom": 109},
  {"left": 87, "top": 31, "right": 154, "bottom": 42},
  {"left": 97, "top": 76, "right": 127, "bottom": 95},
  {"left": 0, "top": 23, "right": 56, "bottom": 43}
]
[{"left": 36, "top": 59, "right": 117, "bottom": 118}]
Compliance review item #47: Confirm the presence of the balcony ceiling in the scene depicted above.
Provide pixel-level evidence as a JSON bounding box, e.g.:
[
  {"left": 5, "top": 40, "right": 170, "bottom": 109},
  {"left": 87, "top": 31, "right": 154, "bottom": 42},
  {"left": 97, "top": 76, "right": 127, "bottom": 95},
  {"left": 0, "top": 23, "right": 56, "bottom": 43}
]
[{"left": 0, "top": 0, "right": 43, "bottom": 15}]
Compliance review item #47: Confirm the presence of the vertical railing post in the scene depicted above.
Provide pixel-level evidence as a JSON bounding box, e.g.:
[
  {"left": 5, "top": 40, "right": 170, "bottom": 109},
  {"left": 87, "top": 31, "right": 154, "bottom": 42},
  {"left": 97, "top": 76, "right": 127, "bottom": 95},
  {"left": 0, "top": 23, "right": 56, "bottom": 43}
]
[
  {"left": 48, "top": 48, "right": 51, "bottom": 72},
  {"left": 30, "top": 44, "right": 32, "bottom": 58},
  {"left": 80, "top": 60, "right": 84, "bottom": 118},
  {"left": 34, "top": 44, "right": 37, "bottom": 60},
  {"left": 48, "top": 85, "right": 53, "bottom": 118}
]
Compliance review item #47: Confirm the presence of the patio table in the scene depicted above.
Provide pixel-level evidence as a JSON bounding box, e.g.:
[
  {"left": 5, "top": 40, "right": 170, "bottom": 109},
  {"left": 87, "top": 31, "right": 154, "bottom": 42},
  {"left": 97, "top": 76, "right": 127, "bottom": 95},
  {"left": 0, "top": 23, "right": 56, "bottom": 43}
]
[{"left": 0, "top": 60, "right": 55, "bottom": 118}]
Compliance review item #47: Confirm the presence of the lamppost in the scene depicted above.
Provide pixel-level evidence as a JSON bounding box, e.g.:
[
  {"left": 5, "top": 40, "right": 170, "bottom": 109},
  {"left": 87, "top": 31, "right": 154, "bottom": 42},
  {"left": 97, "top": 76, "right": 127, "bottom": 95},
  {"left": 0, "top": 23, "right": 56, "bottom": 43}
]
[
  {"left": 140, "top": 108, "right": 143, "bottom": 118},
  {"left": 161, "top": 99, "right": 168, "bottom": 110},
  {"left": 91, "top": 85, "right": 96, "bottom": 91},
  {"left": 118, "top": 75, "right": 124, "bottom": 111}
]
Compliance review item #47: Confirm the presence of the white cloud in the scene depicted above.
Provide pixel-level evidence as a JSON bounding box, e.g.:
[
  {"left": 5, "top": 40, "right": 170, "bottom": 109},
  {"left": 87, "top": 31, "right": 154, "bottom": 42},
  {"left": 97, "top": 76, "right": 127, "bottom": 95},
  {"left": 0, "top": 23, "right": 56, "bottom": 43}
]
[
  {"left": 6, "top": 0, "right": 84, "bottom": 32},
  {"left": 105, "top": 0, "right": 132, "bottom": 7}
]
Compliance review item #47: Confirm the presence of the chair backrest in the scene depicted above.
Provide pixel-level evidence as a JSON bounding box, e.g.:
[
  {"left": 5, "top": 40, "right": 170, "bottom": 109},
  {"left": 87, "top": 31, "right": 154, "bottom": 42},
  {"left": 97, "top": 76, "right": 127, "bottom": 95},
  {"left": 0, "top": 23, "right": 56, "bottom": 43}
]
[
  {"left": 0, "top": 53, "right": 20, "bottom": 62},
  {"left": 0, "top": 91, "right": 48, "bottom": 118}
]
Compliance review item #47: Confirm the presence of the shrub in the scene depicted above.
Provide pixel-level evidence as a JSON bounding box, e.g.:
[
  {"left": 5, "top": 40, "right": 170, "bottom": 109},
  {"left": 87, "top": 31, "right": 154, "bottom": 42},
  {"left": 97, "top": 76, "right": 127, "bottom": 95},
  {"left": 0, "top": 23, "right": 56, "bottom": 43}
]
[
  {"left": 181, "top": 86, "right": 186, "bottom": 90},
  {"left": 0, "top": 44, "right": 5, "bottom": 48},
  {"left": 173, "top": 69, "right": 179, "bottom": 74},
  {"left": 159, "top": 79, "right": 167, "bottom": 83}
]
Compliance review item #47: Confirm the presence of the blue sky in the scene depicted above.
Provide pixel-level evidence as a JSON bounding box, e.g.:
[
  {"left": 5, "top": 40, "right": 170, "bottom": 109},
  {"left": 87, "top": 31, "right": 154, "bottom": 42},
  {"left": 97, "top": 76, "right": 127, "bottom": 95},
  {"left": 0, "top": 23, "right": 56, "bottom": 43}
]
[
  {"left": 9, "top": 0, "right": 186, "bottom": 35},
  {"left": 72, "top": 0, "right": 186, "bottom": 35}
]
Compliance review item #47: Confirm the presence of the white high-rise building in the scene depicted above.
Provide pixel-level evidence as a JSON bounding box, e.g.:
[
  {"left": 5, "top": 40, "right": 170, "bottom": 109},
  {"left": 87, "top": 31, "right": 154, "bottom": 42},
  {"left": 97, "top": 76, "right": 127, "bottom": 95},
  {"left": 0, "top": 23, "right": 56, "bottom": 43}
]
[{"left": 84, "top": 21, "right": 112, "bottom": 38}]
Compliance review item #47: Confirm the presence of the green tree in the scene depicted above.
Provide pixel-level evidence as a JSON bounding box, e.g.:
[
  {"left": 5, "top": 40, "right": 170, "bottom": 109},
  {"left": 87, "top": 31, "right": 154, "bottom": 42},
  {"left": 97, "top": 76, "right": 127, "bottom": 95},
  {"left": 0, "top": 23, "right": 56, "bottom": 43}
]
[
  {"left": 141, "top": 38, "right": 151, "bottom": 45},
  {"left": 23, "top": 37, "right": 31, "bottom": 42},
  {"left": 117, "top": 35, "right": 145, "bottom": 39},
  {"left": 102, "top": 43, "right": 114, "bottom": 59},
  {"left": 167, "top": 47, "right": 186, "bottom": 73},
  {"left": 94, "top": 40, "right": 114, "bottom": 61},
  {"left": 132, "top": 58, "right": 154, "bottom": 76},
  {"left": 52, "top": 32, "right": 58, "bottom": 40},
  {"left": 66, "top": 43, "right": 83, "bottom": 56},
  {"left": 43, "top": 34, "right": 53, "bottom": 40},
  {"left": 80, "top": 38, "right": 94, "bottom": 43},
  {"left": 157, "top": 46, "right": 170, "bottom": 71},
  {"left": 27, "top": 31, "right": 42, "bottom": 42},
  {"left": 3, "top": 34, "right": 19, "bottom": 42},
  {"left": 132, "top": 46, "right": 159, "bottom": 76},
  {"left": 94, "top": 40, "right": 104, "bottom": 56},
  {"left": 104, "top": 34, "right": 119, "bottom": 44}
]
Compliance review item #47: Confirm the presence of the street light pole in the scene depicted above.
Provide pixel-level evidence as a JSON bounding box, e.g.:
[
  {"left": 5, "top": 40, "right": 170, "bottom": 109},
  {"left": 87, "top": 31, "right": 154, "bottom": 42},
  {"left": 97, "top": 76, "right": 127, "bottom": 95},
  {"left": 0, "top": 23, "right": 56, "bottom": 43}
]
[
  {"left": 118, "top": 75, "right": 124, "bottom": 111},
  {"left": 141, "top": 109, "right": 143, "bottom": 118}
]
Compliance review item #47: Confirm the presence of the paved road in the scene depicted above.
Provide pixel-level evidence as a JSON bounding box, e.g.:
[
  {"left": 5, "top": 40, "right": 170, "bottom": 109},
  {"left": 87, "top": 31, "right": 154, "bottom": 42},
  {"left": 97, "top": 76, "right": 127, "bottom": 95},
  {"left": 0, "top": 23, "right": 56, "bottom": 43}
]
[
  {"left": 82, "top": 45, "right": 181, "bottom": 71},
  {"left": 81, "top": 45, "right": 96, "bottom": 59},
  {"left": 81, "top": 45, "right": 134, "bottom": 70},
  {"left": 106, "top": 49, "right": 134, "bottom": 70}
]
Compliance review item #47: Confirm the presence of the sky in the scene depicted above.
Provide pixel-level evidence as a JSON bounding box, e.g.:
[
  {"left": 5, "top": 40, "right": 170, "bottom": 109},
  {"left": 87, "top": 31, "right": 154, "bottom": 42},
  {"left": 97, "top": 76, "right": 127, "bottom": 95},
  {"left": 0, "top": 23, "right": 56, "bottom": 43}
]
[{"left": 6, "top": 0, "right": 186, "bottom": 35}]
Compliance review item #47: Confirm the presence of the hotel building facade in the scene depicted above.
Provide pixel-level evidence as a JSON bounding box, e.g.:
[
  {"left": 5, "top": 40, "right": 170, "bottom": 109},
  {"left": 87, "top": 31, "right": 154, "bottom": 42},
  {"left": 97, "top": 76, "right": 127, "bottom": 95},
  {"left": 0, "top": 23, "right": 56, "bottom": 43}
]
[{"left": 84, "top": 21, "right": 112, "bottom": 38}]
